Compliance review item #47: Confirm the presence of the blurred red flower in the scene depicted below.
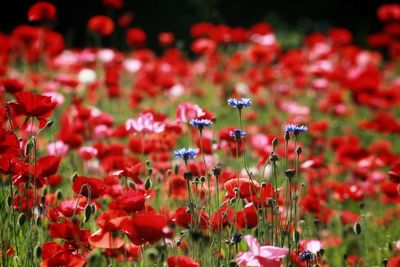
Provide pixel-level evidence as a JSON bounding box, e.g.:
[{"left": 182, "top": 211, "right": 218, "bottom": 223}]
[
  {"left": 28, "top": 1, "right": 56, "bottom": 22},
  {"left": 88, "top": 15, "right": 115, "bottom": 36}
]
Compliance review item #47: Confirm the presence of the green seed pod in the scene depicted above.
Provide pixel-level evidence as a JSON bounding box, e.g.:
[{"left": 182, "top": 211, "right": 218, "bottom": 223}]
[
  {"left": 18, "top": 213, "right": 26, "bottom": 226},
  {"left": 353, "top": 222, "right": 362, "bottom": 235},
  {"left": 145, "top": 177, "right": 152, "bottom": 190},
  {"left": 36, "top": 216, "right": 42, "bottom": 226},
  {"left": 147, "top": 168, "right": 153, "bottom": 176},
  {"left": 34, "top": 245, "right": 42, "bottom": 258},
  {"left": 146, "top": 160, "right": 151, "bottom": 167}
]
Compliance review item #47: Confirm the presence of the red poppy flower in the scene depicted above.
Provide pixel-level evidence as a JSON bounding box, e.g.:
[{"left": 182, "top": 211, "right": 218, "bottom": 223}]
[
  {"left": 126, "top": 28, "right": 147, "bottom": 48},
  {"left": 167, "top": 255, "right": 200, "bottom": 267},
  {"left": 109, "top": 190, "right": 146, "bottom": 213},
  {"left": 28, "top": 1, "right": 56, "bottom": 22},
  {"left": 88, "top": 15, "right": 114, "bottom": 36},
  {"left": 8, "top": 91, "right": 57, "bottom": 128},
  {"left": 102, "top": 0, "right": 124, "bottom": 9},
  {"left": 120, "top": 213, "right": 173, "bottom": 245},
  {"left": 72, "top": 176, "right": 105, "bottom": 199},
  {"left": 158, "top": 32, "right": 175, "bottom": 47},
  {"left": 1, "top": 78, "right": 24, "bottom": 94},
  {"left": 48, "top": 219, "right": 90, "bottom": 247},
  {"left": 0, "top": 129, "right": 19, "bottom": 172},
  {"left": 389, "top": 163, "right": 400, "bottom": 183},
  {"left": 224, "top": 178, "right": 260, "bottom": 199},
  {"left": 174, "top": 207, "right": 209, "bottom": 229},
  {"left": 41, "top": 242, "right": 86, "bottom": 267},
  {"left": 236, "top": 203, "right": 258, "bottom": 229},
  {"left": 89, "top": 210, "right": 128, "bottom": 249}
]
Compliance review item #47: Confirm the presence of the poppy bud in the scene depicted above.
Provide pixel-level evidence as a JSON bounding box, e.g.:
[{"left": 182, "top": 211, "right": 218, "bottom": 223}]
[
  {"left": 18, "top": 213, "right": 26, "bottom": 226},
  {"left": 167, "top": 169, "right": 172, "bottom": 176},
  {"left": 353, "top": 222, "right": 362, "bottom": 235},
  {"left": 25, "top": 138, "right": 34, "bottom": 157},
  {"left": 56, "top": 189, "right": 63, "bottom": 200},
  {"left": 388, "top": 242, "right": 393, "bottom": 251},
  {"left": 91, "top": 204, "right": 96, "bottom": 215},
  {"left": 294, "top": 230, "right": 300, "bottom": 242},
  {"left": 272, "top": 137, "right": 278, "bottom": 147},
  {"left": 46, "top": 120, "right": 54, "bottom": 128},
  {"left": 229, "top": 260, "right": 236, "bottom": 267},
  {"left": 145, "top": 177, "right": 152, "bottom": 190},
  {"left": 174, "top": 165, "right": 179, "bottom": 175},
  {"left": 147, "top": 168, "right": 153, "bottom": 176},
  {"left": 176, "top": 240, "right": 181, "bottom": 247},
  {"left": 40, "top": 196, "right": 46, "bottom": 205},
  {"left": 318, "top": 248, "right": 325, "bottom": 257},
  {"left": 230, "top": 232, "right": 242, "bottom": 244},
  {"left": 382, "top": 259, "right": 388, "bottom": 267},
  {"left": 34, "top": 245, "right": 42, "bottom": 258},
  {"left": 146, "top": 160, "right": 150, "bottom": 166},
  {"left": 193, "top": 177, "right": 200, "bottom": 184},
  {"left": 296, "top": 146, "right": 302, "bottom": 155},
  {"left": 36, "top": 216, "right": 42, "bottom": 226},
  {"left": 7, "top": 195, "right": 12, "bottom": 207},
  {"left": 128, "top": 180, "right": 136, "bottom": 190},
  {"left": 200, "top": 176, "right": 206, "bottom": 183},
  {"left": 84, "top": 204, "right": 92, "bottom": 222},
  {"left": 70, "top": 172, "right": 78, "bottom": 182},
  {"left": 359, "top": 202, "right": 365, "bottom": 210},
  {"left": 284, "top": 131, "right": 290, "bottom": 141}
]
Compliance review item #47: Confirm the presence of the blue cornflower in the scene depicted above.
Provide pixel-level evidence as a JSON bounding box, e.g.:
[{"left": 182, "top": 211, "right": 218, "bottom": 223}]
[
  {"left": 189, "top": 119, "right": 213, "bottom": 129},
  {"left": 229, "top": 129, "right": 247, "bottom": 141},
  {"left": 174, "top": 148, "right": 198, "bottom": 161},
  {"left": 285, "top": 124, "right": 308, "bottom": 135},
  {"left": 299, "top": 250, "right": 314, "bottom": 262},
  {"left": 227, "top": 97, "right": 252, "bottom": 109}
]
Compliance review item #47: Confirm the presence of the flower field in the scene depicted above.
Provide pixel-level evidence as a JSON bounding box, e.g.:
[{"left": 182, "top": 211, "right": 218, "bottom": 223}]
[{"left": 1, "top": 1, "right": 400, "bottom": 266}]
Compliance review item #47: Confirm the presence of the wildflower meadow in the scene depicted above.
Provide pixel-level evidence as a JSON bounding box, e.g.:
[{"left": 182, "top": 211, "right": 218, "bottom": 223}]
[{"left": 1, "top": 1, "right": 400, "bottom": 267}]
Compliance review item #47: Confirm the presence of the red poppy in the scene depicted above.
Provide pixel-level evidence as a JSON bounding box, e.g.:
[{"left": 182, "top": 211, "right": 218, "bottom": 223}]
[
  {"left": 102, "top": 0, "right": 124, "bottom": 9},
  {"left": 109, "top": 190, "right": 146, "bottom": 213},
  {"left": 88, "top": 15, "right": 114, "bottom": 36},
  {"left": 126, "top": 28, "right": 147, "bottom": 48},
  {"left": 48, "top": 219, "right": 90, "bottom": 248},
  {"left": 28, "top": 1, "right": 56, "bottom": 22},
  {"left": 41, "top": 242, "right": 86, "bottom": 267},
  {"left": 1, "top": 78, "right": 24, "bottom": 94},
  {"left": 174, "top": 207, "right": 209, "bottom": 229},
  {"left": 167, "top": 255, "right": 200, "bottom": 267},
  {"left": 120, "top": 213, "right": 173, "bottom": 245},
  {"left": 224, "top": 178, "right": 260, "bottom": 199},
  {"left": 159, "top": 32, "right": 175, "bottom": 47},
  {"left": 389, "top": 162, "right": 400, "bottom": 183},
  {"left": 89, "top": 210, "right": 128, "bottom": 249},
  {"left": 8, "top": 91, "right": 57, "bottom": 128},
  {"left": 72, "top": 176, "right": 105, "bottom": 199},
  {"left": 236, "top": 203, "right": 258, "bottom": 229},
  {"left": 0, "top": 129, "right": 19, "bottom": 172}
]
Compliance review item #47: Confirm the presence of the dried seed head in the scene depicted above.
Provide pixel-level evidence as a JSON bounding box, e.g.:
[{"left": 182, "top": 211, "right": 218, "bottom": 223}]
[{"left": 183, "top": 171, "right": 193, "bottom": 181}]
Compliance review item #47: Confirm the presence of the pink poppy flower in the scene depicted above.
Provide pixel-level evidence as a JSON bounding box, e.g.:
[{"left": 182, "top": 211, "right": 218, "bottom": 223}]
[
  {"left": 236, "top": 235, "right": 288, "bottom": 267},
  {"left": 125, "top": 113, "right": 165, "bottom": 134}
]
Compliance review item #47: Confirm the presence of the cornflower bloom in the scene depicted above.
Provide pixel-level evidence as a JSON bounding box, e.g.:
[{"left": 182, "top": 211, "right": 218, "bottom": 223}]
[{"left": 227, "top": 97, "right": 252, "bottom": 110}]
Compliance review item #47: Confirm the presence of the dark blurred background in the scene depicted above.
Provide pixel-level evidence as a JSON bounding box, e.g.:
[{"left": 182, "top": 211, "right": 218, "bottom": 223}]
[{"left": 0, "top": 0, "right": 389, "bottom": 49}]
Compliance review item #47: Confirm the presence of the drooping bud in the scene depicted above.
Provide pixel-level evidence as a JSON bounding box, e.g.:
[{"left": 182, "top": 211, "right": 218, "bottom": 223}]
[{"left": 145, "top": 177, "right": 152, "bottom": 190}]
